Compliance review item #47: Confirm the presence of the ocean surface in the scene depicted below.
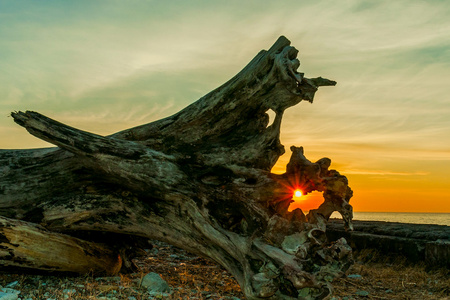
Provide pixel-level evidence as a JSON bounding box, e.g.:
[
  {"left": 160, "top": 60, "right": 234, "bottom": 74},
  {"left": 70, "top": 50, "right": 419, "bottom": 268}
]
[{"left": 330, "top": 211, "right": 449, "bottom": 226}]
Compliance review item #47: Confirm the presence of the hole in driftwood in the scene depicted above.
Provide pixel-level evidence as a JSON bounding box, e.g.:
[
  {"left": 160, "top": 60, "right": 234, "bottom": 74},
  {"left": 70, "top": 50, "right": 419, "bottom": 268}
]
[
  {"left": 289, "top": 190, "right": 324, "bottom": 213},
  {"left": 266, "top": 109, "right": 276, "bottom": 128}
]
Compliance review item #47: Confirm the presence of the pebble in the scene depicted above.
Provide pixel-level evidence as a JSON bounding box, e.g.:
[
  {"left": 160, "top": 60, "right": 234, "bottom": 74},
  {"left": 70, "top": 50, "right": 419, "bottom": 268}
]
[
  {"left": 148, "top": 291, "right": 171, "bottom": 298},
  {"left": 63, "top": 288, "right": 77, "bottom": 299},
  {"left": 355, "top": 290, "right": 369, "bottom": 297},
  {"left": 0, "top": 292, "right": 18, "bottom": 300},
  {"left": 141, "top": 272, "right": 170, "bottom": 293},
  {"left": 63, "top": 288, "right": 76, "bottom": 294},
  {"left": 0, "top": 288, "right": 20, "bottom": 300},
  {"left": 4, "top": 282, "right": 18, "bottom": 289},
  {"left": 0, "top": 289, "right": 19, "bottom": 295}
]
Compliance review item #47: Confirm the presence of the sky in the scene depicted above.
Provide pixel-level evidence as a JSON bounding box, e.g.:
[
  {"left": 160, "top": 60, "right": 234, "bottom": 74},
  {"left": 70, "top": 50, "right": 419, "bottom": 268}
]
[{"left": 1, "top": 0, "right": 449, "bottom": 213}]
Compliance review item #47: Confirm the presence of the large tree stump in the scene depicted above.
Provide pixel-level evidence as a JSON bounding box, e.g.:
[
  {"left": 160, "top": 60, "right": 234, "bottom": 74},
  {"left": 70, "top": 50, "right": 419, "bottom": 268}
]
[{"left": 0, "top": 36, "right": 353, "bottom": 299}]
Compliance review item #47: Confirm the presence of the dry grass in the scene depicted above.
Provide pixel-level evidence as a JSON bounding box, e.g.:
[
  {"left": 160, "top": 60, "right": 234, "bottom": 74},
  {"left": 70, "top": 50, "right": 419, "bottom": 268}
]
[
  {"left": 0, "top": 241, "right": 244, "bottom": 300},
  {"left": 333, "top": 249, "right": 450, "bottom": 299},
  {"left": 1, "top": 245, "right": 448, "bottom": 299},
  {"left": 132, "top": 241, "right": 243, "bottom": 299}
]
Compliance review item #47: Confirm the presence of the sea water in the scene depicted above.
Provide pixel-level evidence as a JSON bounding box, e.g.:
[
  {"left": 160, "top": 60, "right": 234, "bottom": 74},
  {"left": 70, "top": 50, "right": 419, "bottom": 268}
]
[{"left": 330, "top": 211, "right": 450, "bottom": 226}]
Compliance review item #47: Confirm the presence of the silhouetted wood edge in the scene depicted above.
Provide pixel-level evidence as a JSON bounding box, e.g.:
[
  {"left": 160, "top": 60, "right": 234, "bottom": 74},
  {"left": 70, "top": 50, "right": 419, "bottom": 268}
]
[{"left": 1, "top": 36, "right": 354, "bottom": 299}]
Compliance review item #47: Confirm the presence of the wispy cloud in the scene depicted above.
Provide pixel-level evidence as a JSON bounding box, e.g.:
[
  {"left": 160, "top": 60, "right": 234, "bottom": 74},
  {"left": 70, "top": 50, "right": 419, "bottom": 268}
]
[
  {"left": 343, "top": 170, "right": 429, "bottom": 176},
  {"left": 0, "top": 1, "right": 449, "bottom": 211}
]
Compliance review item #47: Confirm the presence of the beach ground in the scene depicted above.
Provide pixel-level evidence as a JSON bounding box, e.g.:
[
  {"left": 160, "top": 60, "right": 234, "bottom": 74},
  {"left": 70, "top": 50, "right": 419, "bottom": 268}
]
[{"left": 1, "top": 241, "right": 448, "bottom": 299}]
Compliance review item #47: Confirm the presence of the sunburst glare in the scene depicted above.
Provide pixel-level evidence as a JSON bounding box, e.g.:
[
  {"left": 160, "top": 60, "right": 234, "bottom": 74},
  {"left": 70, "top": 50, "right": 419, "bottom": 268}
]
[{"left": 294, "top": 189, "right": 302, "bottom": 198}]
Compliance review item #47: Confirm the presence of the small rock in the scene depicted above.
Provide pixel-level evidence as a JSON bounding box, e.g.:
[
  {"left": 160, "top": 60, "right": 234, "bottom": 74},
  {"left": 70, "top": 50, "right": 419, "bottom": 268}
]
[
  {"left": 141, "top": 272, "right": 170, "bottom": 293},
  {"left": 148, "top": 291, "right": 171, "bottom": 297},
  {"left": 0, "top": 292, "right": 18, "bottom": 300},
  {"left": 63, "top": 289, "right": 76, "bottom": 294},
  {"left": 0, "top": 289, "right": 19, "bottom": 296},
  {"left": 347, "top": 274, "right": 362, "bottom": 279},
  {"left": 355, "top": 290, "right": 369, "bottom": 297},
  {"left": 63, "top": 288, "right": 76, "bottom": 299},
  {"left": 4, "top": 282, "right": 18, "bottom": 289}
]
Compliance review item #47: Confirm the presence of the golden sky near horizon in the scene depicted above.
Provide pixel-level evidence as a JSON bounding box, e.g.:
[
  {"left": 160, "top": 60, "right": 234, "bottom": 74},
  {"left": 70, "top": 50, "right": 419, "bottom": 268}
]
[{"left": 1, "top": 1, "right": 449, "bottom": 213}]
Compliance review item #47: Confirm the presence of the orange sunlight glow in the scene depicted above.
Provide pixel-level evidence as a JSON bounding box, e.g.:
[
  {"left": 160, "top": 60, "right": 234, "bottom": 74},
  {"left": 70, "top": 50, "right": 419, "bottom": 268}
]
[
  {"left": 289, "top": 191, "right": 324, "bottom": 212},
  {"left": 270, "top": 159, "right": 326, "bottom": 212}
]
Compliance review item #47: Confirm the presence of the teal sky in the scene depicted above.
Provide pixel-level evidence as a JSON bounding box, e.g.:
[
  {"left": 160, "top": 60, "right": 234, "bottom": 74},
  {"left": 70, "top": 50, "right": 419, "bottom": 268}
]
[{"left": 1, "top": 1, "right": 449, "bottom": 212}]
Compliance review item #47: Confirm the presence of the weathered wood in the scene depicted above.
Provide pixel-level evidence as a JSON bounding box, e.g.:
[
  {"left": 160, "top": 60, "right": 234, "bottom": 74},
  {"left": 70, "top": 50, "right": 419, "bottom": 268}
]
[
  {"left": 327, "top": 219, "right": 450, "bottom": 268},
  {"left": 0, "top": 216, "right": 121, "bottom": 274},
  {"left": 0, "top": 36, "right": 353, "bottom": 299}
]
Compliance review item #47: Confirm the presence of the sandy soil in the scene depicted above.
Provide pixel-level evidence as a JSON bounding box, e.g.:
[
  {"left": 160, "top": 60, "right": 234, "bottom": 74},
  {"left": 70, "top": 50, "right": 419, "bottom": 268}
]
[{"left": 1, "top": 241, "right": 448, "bottom": 299}]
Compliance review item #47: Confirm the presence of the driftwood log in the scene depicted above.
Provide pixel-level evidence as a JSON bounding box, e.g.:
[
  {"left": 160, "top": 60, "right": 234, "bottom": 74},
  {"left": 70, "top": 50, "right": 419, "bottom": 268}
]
[{"left": 0, "top": 36, "right": 353, "bottom": 299}]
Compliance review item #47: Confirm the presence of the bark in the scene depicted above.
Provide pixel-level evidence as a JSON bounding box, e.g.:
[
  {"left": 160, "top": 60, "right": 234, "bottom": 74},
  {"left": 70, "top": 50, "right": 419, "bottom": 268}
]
[
  {"left": 0, "top": 216, "right": 121, "bottom": 274},
  {"left": 327, "top": 219, "right": 450, "bottom": 268},
  {"left": 0, "top": 36, "right": 353, "bottom": 299}
]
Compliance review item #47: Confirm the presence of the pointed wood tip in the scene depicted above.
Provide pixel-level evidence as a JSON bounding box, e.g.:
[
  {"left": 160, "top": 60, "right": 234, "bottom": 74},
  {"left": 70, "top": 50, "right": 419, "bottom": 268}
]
[
  {"left": 11, "top": 111, "right": 28, "bottom": 127},
  {"left": 268, "top": 36, "right": 291, "bottom": 53}
]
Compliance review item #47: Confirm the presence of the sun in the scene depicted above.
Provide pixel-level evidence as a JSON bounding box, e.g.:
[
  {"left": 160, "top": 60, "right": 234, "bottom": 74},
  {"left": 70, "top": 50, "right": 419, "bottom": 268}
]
[{"left": 294, "top": 189, "right": 302, "bottom": 198}]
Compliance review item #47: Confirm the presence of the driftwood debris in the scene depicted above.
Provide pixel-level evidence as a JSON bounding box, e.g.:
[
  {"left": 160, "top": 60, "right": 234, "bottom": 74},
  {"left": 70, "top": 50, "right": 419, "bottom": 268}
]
[
  {"left": 327, "top": 219, "right": 450, "bottom": 268},
  {"left": 0, "top": 36, "right": 353, "bottom": 299}
]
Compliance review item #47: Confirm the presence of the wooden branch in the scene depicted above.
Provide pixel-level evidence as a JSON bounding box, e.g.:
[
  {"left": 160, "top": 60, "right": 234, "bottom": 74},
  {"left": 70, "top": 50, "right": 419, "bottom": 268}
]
[
  {"left": 1, "top": 36, "right": 352, "bottom": 300},
  {"left": 111, "top": 35, "right": 335, "bottom": 171},
  {"left": 10, "top": 111, "right": 186, "bottom": 195},
  {"left": 11, "top": 111, "right": 146, "bottom": 159},
  {"left": 0, "top": 216, "right": 121, "bottom": 275}
]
